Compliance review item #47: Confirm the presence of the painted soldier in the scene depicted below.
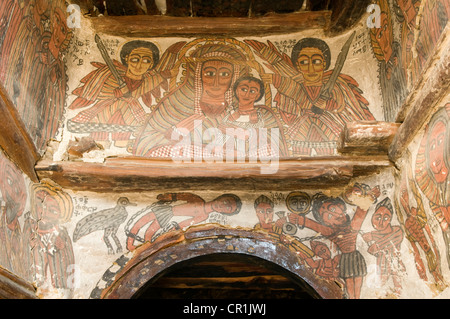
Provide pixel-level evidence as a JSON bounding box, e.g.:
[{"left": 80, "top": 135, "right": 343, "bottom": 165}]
[
  {"left": 288, "top": 184, "right": 380, "bottom": 299},
  {"left": 125, "top": 192, "right": 242, "bottom": 251},
  {"left": 395, "top": 157, "right": 444, "bottom": 288},
  {"left": 68, "top": 38, "right": 185, "bottom": 149},
  {"left": 362, "top": 197, "right": 406, "bottom": 296},
  {"left": 246, "top": 36, "right": 375, "bottom": 156}
]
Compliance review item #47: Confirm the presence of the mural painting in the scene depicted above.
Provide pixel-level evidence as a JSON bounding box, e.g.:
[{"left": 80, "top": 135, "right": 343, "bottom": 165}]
[
  {"left": 369, "top": 0, "right": 408, "bottom": 122},
  {"left": 73, "top": 197, "right": 136, "bottom": 254},
  {"left": 63, "top": 34, "right": 378, "bottom": 161},
  {"left": 414, "top": 0, "right": 449, "bottom": 81},
  {"left": 393, "top": 0, "right": 421, "bottom": 84},
  {"left": 124, "top": 192, "right": 242, "bottom": 251},
  {"left": 246, "top": 33, "right": 376, "bottom": 156},
  {"left": 414, "top": 104, "right": 450, "bottom": 272},
  {"left": 67, "top": 37, "right": 184, "bottom": 149},
  {"left": 0, "top": 0, "right": 449, "bottom": 300},
  {"left": 394, "top": 151, "right": 445, "bottom": 289},
  {"left": 0, "top": 151, "right": 28, "bottom": 280},
  {"left": 66, "top": 182, "right": 416, "bottom": 299},
  {"left": 362, "top": 197, "right": 406, "bottom": 296},
  {"left": 131, "top": 38, "right": 286, "bottom": 160},
  {"left": 23, "top": 179, "right": 75, "bottom": 297},
  {"left": 0, "top": 0, "right": 72, "bottom": 152}
]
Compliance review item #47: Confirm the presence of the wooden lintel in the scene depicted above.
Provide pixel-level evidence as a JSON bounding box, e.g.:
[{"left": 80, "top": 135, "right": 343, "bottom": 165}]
[
  {"left": 338, "top": 121, "right": 401, "bottom": 155},
  {"left": 35, "top": 156, "right": 392, "bottom": 192},
  {"left": 91, "top": 11, "right": 331, "bottom": 38},
  {"left": 0, "top": 84, "right": 40, "bottom": 182},
  {"left": 389, "top": 25, "right": 450, "bottom": 162}
]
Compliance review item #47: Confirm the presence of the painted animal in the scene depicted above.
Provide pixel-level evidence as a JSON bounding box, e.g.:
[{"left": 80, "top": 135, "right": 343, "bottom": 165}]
[{"left": 73, "top": 197, "right": 136, "bottom": 254}]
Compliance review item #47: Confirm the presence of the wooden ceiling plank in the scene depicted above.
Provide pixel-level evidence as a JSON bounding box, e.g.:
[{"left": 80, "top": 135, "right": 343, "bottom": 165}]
[{"left": 90, "top": 11, "right": 331, "bottom": 37}]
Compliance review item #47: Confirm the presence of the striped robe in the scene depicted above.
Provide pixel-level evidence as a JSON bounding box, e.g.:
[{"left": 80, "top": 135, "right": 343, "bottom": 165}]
[
  {"left": 272, "top": 71, "right": 375, "bottom": 156},
  {"left": 68, "top": 61, "right": 166, "bottom": 142}
]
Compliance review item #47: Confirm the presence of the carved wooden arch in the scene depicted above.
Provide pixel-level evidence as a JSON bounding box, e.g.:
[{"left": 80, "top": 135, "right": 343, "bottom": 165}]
[{"left": 91, "top": 224, "right": 345, "bottom": 299}]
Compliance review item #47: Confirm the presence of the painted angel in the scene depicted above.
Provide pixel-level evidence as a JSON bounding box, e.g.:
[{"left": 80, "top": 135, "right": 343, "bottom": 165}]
[
  {"left": 67, "top": 38, "right": 186, "bottom": 149},
  {"left": 245, "top": 35, "right": 375, "bottom": 156}
]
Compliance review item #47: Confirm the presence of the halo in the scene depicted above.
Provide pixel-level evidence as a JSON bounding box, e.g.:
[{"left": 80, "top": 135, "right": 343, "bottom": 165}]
[{"left": 286, "top": 191, "right": 311, "bottom": 215}]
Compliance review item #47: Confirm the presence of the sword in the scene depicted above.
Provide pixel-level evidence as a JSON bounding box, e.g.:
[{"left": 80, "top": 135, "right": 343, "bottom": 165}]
[
  {"left": 319, "top": 31, "right": 356, "bottom": 100},
  {"left": 95, "top": 34, "right": 126, "bottom": 89}
]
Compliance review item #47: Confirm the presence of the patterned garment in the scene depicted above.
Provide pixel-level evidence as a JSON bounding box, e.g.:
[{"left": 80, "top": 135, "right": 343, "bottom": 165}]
[
  {"left": 273, "top": 71, "right": 375, "bottom": 156},
  {"left": 68, "top": 61, "right": 166, "bottom": 142},
  {"left": 133, "top": 43, "right": 251, "bottom": 158}
]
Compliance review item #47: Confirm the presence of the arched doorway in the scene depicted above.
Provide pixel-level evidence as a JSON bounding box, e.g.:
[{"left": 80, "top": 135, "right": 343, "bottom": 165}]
[
  {"left": 134, "top": 253, "right": 321, "bottom": 299},
  {"left": 92, "top": 224, "right": 344, "bottom": 299}
]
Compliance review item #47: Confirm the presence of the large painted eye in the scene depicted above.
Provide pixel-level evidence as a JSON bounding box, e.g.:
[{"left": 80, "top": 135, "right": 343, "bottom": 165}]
[{"left": 298, "top": 59, "right": 309, "bottom": 65}]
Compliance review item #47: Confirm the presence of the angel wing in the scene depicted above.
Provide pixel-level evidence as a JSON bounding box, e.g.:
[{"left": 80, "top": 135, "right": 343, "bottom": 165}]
[
  {"left": 153, "top": 41, "right": 187, "bottom": 78},
  {"left": 244, "top": 39, "right": 298, "bottom": 78}
]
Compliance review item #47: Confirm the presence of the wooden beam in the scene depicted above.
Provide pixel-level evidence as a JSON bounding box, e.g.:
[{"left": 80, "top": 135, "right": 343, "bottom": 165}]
[
  {"left": 0, "top": 84, "right": 39, "bottom": 182},
  {"left": 0, "top": 267, "right": 37, "bottom": 299},
  {"left": 91, "top": 11, "right": 331, "bottom": 38},
  {"left": 338, "top": 121, "right": 401, "bottom": 155},
  {"left": 389, "top": 25, "right": 450, "bottom": 162},
  {"left": 35, "top": 155, "right": 392, "bottom": 192}
]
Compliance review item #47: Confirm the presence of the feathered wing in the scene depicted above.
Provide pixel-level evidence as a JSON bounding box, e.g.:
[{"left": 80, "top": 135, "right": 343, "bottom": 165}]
[
  {"left": 244, "top": 39, "right": 298, "bottom": 78},
  {"left": 153, "top": 41, "right": 187, "bottom": 78},
  {"left": 68, "top": 60, "right": 125, "bottom": 110}
]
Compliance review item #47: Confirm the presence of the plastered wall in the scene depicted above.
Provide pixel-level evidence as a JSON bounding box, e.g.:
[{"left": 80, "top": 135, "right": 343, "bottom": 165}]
[{"left": 0, "top": 0, "right": 448, "bottom": 299}]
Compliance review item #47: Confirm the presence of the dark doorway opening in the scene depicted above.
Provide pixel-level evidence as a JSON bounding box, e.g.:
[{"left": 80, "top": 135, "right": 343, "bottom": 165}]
[{"left": 133, "top": 253, "right": 321, "bottom": 299}]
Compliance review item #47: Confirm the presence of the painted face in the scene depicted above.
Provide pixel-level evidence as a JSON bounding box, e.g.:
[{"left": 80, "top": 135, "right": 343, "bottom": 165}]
[
  {"left": 374, "top": 12, "right": 393, "bottom": 62},
  {"left": 212, "top": 196, "right": 237, "bottom": 215},
  {"left": 319, "top": 201, "right": 347, "bottom": 227},
  {"left": 235, "top": 80, "right": 261, "bottom": 109},
  {"left": 51, "top": 8, "right": 69, "bottom": 50},
  {"left": 288, "top": 196, "right": 309, "bottom": 214},
  {"left": 296, "top": 47, "right": 326, "bottom": 86},
  {"left": 126, "top": 47, "right": 154, "bottom": 78},
  {"left": 314, "top": 243, "right": 331, "bottom": 260},
  {"left": 428, "top": 120, "right": 448, "bottom": 183},
  {"left": 201, "top": 60, "right": 234, "bottom": 99},
  {"left": 255, "top": 202, "right": 274, "bottom": 229},
  {"left": 371, "top": 206, "right": 392, "bottom": 231},
  {"left": 35, "top": 191, "right": 61, "bottom": 229}
]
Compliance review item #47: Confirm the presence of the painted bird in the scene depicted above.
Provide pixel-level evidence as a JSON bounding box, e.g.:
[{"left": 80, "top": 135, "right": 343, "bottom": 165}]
[{"left": 73, "top": 197, "right": 136, "bottom": 254}]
